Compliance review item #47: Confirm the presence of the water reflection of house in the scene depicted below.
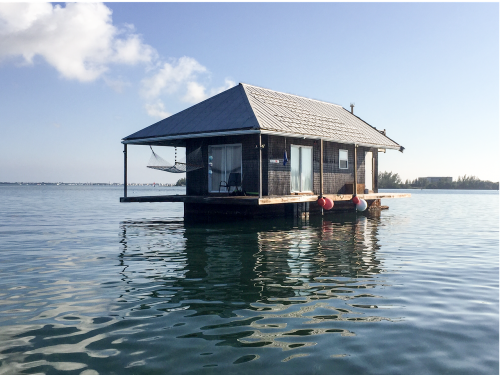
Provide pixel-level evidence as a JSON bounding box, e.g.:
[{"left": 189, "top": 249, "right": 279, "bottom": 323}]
[
  {"left": 119, "top": 215, "right": 383, "bottom": 315},
  {"left": 118, "top": 217, "right": 389, "bottom": 352},
  {"left": 120, "top": 84, "right": 409, "bottom": 219}
]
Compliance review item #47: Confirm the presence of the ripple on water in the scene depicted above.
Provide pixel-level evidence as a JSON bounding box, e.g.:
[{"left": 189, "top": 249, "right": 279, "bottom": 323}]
[{"left": 0, "top": 186, "right": 498, "bottom": 374}]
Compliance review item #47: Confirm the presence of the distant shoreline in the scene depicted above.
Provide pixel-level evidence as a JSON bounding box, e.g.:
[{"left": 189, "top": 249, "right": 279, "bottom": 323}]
[
  {"left": 1, "top": 182, "right": 495, "bottom": 191},
  {"left": 0, "top": 182, "right": 179, "bottom": 186},
  {"left": 380, "top": 187, "right": 499, "bottom": 191}
]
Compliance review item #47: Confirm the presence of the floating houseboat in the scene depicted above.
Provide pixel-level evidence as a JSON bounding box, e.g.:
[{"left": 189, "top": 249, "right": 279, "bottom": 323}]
[{"left": 121, "top": 83, "right": 409, "bottom": 220}]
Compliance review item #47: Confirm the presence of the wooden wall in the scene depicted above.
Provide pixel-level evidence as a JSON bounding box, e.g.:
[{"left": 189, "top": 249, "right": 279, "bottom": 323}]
[
  {"left": 186, "top": 134, "right": 262, "bottom": 196},
  {"left": 186, "top": 134, "right": 378, "bottom": 196},
  {"left": 266, "top": 135, "right": 377, "bottom": 195}
]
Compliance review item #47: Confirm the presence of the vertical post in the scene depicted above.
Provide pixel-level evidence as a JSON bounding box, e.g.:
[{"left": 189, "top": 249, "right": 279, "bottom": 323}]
[
  {"left": 259, "top": 133, "right": 262, "bottom": 199},
  {"left": 320, "top": 139, "right": 324, "bottom": 197},
  {"left": 123, "top": 143, "right": 128, "bottom": 198},
  {"left": 353, "top": 144, "right": 358, "bottom": 197}
]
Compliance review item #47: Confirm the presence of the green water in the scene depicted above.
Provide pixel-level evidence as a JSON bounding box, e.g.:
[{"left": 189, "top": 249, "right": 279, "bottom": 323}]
[{"left": 0, "top": 186, "right": 498, "bottom": 374}]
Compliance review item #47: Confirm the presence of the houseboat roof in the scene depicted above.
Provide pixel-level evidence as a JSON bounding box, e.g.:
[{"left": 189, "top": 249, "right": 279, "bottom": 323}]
[{"left": 123, "top": 83, "right": 403, "bottom": 150}]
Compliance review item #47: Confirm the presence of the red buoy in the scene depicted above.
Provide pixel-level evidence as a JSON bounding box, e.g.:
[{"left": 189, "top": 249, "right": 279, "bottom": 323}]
[
  {"left": 352, "top": 196, "right": 360, "bottom": 205},
  {"left": 323, "top": 197, "right": 334, "bottom": 210},
  {"left": 317, "top": 197, "right": 326, "bottom": 207}
]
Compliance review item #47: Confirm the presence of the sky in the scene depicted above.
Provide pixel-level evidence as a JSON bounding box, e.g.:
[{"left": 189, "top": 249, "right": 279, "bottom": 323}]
[{"left": 0, "top": 2, "right": 498, "bottom": 184}]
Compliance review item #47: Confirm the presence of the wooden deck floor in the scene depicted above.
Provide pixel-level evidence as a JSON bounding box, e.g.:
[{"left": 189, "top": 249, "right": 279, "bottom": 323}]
[{"left": 120, "top": 193, "right": 411, "bottom": 205}]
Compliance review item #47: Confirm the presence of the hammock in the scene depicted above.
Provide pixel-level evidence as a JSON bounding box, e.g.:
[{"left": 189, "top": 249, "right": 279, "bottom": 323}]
[{"left": 147, "top": 146, "right": 204, "bottom": 174}]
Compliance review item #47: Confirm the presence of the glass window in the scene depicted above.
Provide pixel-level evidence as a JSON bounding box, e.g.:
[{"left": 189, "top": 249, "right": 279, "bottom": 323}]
[
  {"left": 208, "top": 144, "right": 242, "bottom": 192},
  {"left": 291, "top": 145, "right": 313, "bottom": 192},
  {"left": 290, "top": 145, "right": 301, "bottom": 192},
  {"left": 339, "top": 149, "right": 348, "bottom": 169}
]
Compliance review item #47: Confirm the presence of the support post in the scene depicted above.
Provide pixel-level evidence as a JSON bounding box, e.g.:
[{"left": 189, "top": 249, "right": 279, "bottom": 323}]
[
  {"left": 123, "top": 143, "right": 128, "bottom": 198},
  {"left": 320, "top": 139, "right": 324, "bottom": 197},
  {"left": 259, "top": 133, "right": 262, "bottom": 199},
  {"left": 353, "top": 144, "right": 358, "bottom": 197}
]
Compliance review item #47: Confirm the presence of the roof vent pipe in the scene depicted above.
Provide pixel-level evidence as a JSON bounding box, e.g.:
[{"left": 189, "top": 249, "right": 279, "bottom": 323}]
[{"left": 350, "top": 103, "right": 355, "bottom": 114}]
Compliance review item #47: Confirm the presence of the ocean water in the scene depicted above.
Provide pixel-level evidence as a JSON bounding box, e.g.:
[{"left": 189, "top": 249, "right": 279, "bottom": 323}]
[{"left": 0, "top": 185, "right": 498, "bottom": 375}]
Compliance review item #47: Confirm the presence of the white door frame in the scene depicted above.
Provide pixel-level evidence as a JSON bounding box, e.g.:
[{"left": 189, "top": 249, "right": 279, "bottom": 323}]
[
  {"left": 365, "top": 151, "right": 373, "bottom": 192},
  {"left": 290, "top": 145, "right": 313, "bottom": 193}
]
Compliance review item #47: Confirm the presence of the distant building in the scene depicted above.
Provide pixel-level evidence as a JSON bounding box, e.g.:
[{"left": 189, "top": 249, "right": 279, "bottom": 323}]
[{"left": 420, "top": 177, "right": 453, "bottom": 183}]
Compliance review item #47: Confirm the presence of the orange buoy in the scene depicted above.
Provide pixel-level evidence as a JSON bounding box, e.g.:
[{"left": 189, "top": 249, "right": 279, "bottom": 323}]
[
  {"left": 352, "top": 196, "right": 360, "bottom": 205},
  {"left": 317, "top": 197, "right": 326, "bottom": 207}
]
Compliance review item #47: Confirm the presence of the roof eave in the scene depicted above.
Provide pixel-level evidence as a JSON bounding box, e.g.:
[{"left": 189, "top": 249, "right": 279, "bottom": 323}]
[
  {"left": 123, "top": 128, "right": 402, "bottom": 150},
  {"left": 122, "top": 128, "right": 261, "bottom": 145},
  {"left": 259, "top": 130, "right": 402, "bottom": 150}
]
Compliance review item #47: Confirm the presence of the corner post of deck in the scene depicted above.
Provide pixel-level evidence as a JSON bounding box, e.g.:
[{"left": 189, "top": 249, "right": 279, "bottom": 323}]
[
  {"left": 123, "top": 143, "right": 128, "bottom": 198},
  {"left": 353, "top": 144, "right": 358, "bottom": 197},
  {"left": 259, "top": 133, "right": 262, "bottom": 199},
  {"left": 320, "top": 138, "right": 324, "bottom": 197}
]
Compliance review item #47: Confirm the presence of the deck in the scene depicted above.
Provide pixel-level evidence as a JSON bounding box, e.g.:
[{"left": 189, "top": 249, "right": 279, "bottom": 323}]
[{"left": 120, "top": 192, "right": 411, "bottom": 205}]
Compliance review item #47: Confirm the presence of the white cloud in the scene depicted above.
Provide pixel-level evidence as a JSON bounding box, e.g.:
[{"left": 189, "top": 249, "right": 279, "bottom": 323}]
[
  {"left": 145, "top": 100, "right": 170, "bottom": 119},
  {"left": 0, "top": 2, "right": 155, "bottom": 82},
  {"left": 0, "top": 3, "right": 236, "bottom": 119},
  {"left": 183, "top": 81, "right": 207, "bottom": 103},
  {"left": 140, "top": 57, "right": 207, "bottom": 100},
  {"left": 141, "top": 57, "right": 236, "bottom": 116}
]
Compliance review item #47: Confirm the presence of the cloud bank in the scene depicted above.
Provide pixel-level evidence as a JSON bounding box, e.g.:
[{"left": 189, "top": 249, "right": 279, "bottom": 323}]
[
  {"left": 0, "top": 2, "right": 236, "bottom": 118},
  {"left": 141, "top": 58, "right": 235, "bottom": 117},
  {"left": 0, "top": 3, "right": 155, "bottom": 82}
]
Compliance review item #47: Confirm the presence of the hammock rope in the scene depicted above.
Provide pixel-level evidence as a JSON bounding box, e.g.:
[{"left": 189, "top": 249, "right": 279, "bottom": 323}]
[{"left": 147, "top": 146, "right": 204, "bottom": 174}]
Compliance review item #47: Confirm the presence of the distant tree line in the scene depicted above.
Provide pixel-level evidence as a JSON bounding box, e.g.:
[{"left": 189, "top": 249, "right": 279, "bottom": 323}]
[
  {"left": 175, "top": 177, "right": 186, "bottom": 186},
  {"left": 378, "top": 172, "right": 499, "bottom": 190}
]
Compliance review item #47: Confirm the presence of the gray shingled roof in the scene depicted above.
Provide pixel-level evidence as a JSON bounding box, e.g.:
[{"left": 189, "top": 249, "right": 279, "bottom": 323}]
[{"left": 123, "top": 83, "right": 402, "bottom": 150}]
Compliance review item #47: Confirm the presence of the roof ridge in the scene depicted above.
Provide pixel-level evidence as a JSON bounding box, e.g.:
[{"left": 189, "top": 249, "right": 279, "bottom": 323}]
[{"left": 240, "top": 82, "right": 342, "bottom": 108}]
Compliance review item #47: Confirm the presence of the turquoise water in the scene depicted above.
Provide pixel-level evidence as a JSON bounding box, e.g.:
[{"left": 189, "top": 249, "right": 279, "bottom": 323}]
[{"left": 0, "top": 186, "right": 498, "bottom": 374}]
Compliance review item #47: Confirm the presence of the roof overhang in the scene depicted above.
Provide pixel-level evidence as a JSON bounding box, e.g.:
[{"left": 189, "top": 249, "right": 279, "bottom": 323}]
[
  {"left": 122, "top": 129, "right": 261, "bottom": 145},
  {"left": 259, "top": 130, "right": 402, "bottom": 151},
  {"left": 123, "top": 129, "right": 402, "bottom": 151}
]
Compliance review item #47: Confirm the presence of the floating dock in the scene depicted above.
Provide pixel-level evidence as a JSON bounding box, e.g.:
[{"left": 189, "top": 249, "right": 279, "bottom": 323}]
[
  {"left": 121, "top": 192, "right": 410, "bottom": 222},
  {"left": 120, "top": 192, "right": 410, "bottom": 205}
]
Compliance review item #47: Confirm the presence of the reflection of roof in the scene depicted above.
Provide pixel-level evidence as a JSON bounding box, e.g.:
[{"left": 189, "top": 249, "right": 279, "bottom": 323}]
[{"left": 123, "top": 83, "right": 402, "bottom": 150}]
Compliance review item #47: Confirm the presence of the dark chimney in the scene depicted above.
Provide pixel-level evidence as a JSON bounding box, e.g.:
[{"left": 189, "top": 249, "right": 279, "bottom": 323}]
[{"left": 350, "top": 103, "right": 355, "bottom": 114}]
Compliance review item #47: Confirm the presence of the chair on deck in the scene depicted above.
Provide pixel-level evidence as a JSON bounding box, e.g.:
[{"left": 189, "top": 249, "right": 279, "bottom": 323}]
[{"left": 219, "top": 172, "right": 242, "bottom": 193}]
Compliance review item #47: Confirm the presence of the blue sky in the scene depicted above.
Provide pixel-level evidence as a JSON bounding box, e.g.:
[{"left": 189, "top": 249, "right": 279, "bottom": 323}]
[{"left": 0, "top": 2, "right": 498, "bottom": 184}]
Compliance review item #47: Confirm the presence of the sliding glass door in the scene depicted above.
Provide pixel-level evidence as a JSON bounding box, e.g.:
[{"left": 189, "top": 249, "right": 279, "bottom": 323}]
[
  {"left": 208, "top": 144, "right": 242, "bottom": 192},
  {"left": 290, "top": 145, "right": 313, "bottom": 193}
]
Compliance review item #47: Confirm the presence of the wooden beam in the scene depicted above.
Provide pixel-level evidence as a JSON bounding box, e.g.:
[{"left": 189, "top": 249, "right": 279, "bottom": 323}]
[
  {"left": 123, "top": 143, "right": 128, "bottom": 198},
  {"left": 320, "top": 139, "right": 324, "bottom": 197},
  {"left": 353, "top": 144, "right": 358, "bottom": 197},
  {"left": 259, "top": 133, "right": 262, "bottom": 199}
]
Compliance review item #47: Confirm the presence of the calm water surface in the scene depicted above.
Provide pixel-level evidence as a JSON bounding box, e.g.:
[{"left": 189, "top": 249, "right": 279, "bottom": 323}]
[{"left": 0, "top": 186, "right": 498, "bottom": 375}]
